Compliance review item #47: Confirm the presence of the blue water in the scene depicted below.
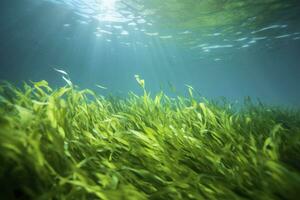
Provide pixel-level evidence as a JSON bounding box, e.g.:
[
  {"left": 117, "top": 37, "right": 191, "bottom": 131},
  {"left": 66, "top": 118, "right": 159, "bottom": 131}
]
[{"left": 1, "top": 0, "right": 300, "bottom": 106}]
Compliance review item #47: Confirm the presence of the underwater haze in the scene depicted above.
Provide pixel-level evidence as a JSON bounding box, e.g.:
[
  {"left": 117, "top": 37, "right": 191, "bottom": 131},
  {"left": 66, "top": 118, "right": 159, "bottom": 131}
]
[
  {"left": 1, "top": 0, "right": 300, "bottom": 105},
  {"left": 2, "top": 1, "right": 300, "bottom": 200}
]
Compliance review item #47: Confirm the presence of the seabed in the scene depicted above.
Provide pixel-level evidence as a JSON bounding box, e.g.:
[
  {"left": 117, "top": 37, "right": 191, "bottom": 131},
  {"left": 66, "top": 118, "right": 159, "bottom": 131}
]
[{"left": 0, "top": 80, "right": 300, "bottom": 200}]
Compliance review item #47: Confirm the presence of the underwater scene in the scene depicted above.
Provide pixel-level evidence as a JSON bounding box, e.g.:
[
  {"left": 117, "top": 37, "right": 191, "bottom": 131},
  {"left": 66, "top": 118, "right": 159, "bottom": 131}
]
[{"left": 1, "top": 0, "right": 300, "bottom": 199}]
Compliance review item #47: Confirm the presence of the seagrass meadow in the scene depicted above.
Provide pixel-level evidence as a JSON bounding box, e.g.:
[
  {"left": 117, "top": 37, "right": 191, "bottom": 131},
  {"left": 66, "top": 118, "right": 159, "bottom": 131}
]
[
  {"left": 0, "top": 79, "right": 300, "bottom": 200},
  {"left": 1, "top": 0, "right": 300, "bottom": 199}
]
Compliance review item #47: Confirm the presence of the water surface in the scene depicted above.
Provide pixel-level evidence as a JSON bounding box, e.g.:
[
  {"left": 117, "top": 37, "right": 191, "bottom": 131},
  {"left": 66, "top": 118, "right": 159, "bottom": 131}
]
[{"left": 1, "top": 0, "right": 300, "bottom": 105}]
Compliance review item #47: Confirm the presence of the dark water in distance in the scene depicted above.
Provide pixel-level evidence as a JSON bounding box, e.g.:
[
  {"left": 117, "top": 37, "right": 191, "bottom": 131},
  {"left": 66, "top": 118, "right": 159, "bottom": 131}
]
[{"left": 1, "top": 0, "right": 300, "bottom": 106}]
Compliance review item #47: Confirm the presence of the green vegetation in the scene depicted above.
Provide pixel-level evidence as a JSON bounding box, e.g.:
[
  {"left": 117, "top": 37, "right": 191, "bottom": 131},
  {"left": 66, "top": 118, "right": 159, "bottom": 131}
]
[{"left": 0, "top": 79, "right": 300, "bottom": 200}]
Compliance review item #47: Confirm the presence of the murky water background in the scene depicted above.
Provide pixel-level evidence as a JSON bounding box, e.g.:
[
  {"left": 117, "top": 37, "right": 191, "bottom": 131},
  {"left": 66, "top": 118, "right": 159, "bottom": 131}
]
[{"left": 1, "top": 0, "right": 300, "bottom": 105}]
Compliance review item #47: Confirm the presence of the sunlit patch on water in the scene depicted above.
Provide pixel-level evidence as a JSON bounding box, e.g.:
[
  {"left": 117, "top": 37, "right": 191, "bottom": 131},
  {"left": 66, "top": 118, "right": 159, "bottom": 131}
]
[
  {"left": 77, "top": 20, "right": 88, "bottom": 24},
  {"left": 202, "top": 45, "right": 234, "bottom": 50},
  {"left": 128, "top": 22, "right": 136, "bottom": 26},
  {"left": 145, "top": 32, "right": 159, "bottom": 36},
  {"left": 275, "top": 34, "right": 291, "bottom": 39},
  {"left": 251, "top": 24, "right": 288, "bottom": 34},
  {"left": 159, "top": 35, "right": 172, "bottom": 39},
  {"left": 120, "top": 30, "right": 129, "bottom": 35}
]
